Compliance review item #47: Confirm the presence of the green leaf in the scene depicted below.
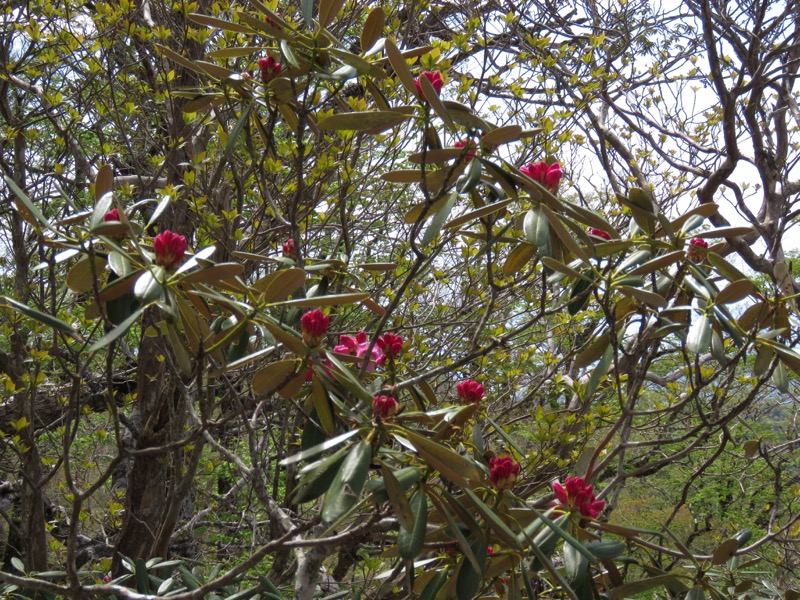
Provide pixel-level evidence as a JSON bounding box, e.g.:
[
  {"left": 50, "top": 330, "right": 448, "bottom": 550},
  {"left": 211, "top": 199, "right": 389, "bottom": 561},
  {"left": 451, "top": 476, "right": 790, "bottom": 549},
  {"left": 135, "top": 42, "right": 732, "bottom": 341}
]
[
  {"left": 252, "top": 359, "right": 300, "bottom": 396},
  {"left": 225, "top": 102, "right": 253, "bottom": 154},
  {"left": 292, "top": 443, "right": 351, "bottom": 504},
  {"left": 463, "top": 488, "right": 521, "bottom": 549},
  {"left": 381, "top": 464, "right": 415, "bottom": 531},
  {"left": 1, "top": 296, "right": 77, "bottom": 336},
  {"left": 280, "top": 293, "right": 370, "bottom": 307},
  {"left": 398, "top": 489, "right": 428, "bottom": 560},
  {"left": 421, "top": 191, "right": 457, "bottom": 247},
  {"left": 687, "top": 312, "right": 712, "bottom": 354},
  {"left": 366, "top": 467, "right": 423, "bottom": 504},
  {"left": 318, "top": 0, "right": 346, "bottom": 29},
  {"left": 317, "top": 111, "right": 410, "bottom": 131},
  {"left": 360, "top": 7, "right": 385, "bottom": 52},
  {"left": 322, "top": 440, "right": 372, "bottom": 524},
  {"left": 585, "top": 539, "right": 626, "bottom": 559},
  {"left": 455, "top": 541, "right": 487, "bottom": 600},
  {"left": 564, "top": 539, "right": 589, "bottom": 585},
  {"left": 4, "top": 174, "right": 51, "bottom": 230},
  {"left": 401, "top": 429, "right": 482, "bottom": 486},
  {"left": 455, "top": 158, "right": 482, "bottom": 194},
  {"left": 133, "top": 269, "right": 165, "bottom": 303},
  {"left": 90, "top": 306, "right": 145, "bottom": 351},
  {"left": 279, "top": 429, "right": 360, "bottom": 466},
  {"left": 609, "top": 574, "right": 679, "bottom": 599},
  {"left": 710, "top": 538, "right": 739, "bottom": 565},
  {"left": 523, "top": 207, "right": 549, "bottom": 247}
]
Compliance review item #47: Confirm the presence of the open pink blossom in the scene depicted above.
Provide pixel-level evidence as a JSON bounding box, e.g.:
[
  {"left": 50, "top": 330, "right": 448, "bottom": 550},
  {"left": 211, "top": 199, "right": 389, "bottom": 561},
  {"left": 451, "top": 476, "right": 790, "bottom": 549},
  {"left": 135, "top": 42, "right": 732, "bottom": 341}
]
[
  {"left": 552, "top": 476, "right": 605, "bottom": 519},
  {"left": 454, "top": 139, "right": 477, "bottom": 162},
  {"left": 258, "top": 56, "right": 282, "bottom": 83},
  {"left": 334, "top": 331, "right": 386, "bottom": 371}
]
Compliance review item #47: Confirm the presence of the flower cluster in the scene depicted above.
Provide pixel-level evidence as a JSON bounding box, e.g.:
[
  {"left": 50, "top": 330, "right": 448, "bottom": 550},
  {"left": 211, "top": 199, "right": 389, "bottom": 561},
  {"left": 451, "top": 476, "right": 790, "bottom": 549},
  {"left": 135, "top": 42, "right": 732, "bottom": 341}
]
[
  {"left": 552, "top": 476, "right": 605, "bottom": 519},
  {"left": 489, "top": 455, "right": 520, "bottom": 490},
  {"left": 334, "top": 331, "right": 386, "bottom": 371},
  {"left": 377, "top": 332, "right": 403, "bottom": 359},
  {"left": 588, "top": 227, "right": 612, "bottom": 241},
  {"left": 520, "top": 161, "right": 563, "bottom": 190},
  {"left": 153, "top": 230, "right": 187, "bottom": 270},
  {"left": 415, "top": 70, "right": 444, "bottom": 99},
  {"left": 687, "top": 237, "right": 708, "bottom": 262},
  {"left": 457, "top": 379, "right": 485, "bottom": 404},
  {"left": 258, "top": 56, "right": 282, "bottom": 83},
  {"left": 300, "top": 309, "right": 329, "bottom": 347},
  {"left": 454, "top": 139, "right": 477, "bottom": 162},
  {"left": 373, "top": 394, "right": 400, "bottom": 420}
]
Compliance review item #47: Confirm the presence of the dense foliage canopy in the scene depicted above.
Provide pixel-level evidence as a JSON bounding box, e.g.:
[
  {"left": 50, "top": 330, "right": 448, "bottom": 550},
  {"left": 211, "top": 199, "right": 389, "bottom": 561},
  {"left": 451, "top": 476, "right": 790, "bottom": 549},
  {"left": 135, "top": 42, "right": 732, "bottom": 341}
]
[{"left": 1, "top": 0, "right": 799, "bottom": 598}]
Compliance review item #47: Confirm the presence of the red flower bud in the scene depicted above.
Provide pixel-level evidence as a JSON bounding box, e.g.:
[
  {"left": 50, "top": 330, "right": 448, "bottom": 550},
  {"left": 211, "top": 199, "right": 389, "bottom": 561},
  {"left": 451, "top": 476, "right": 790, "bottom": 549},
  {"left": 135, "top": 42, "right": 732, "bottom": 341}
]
[
  {"left": 376, "top": 332, "right": 403, "bottom": 359},
  {"left": 588, "top": 227, "right": 612, "bottom": 241},
  {"left": 457, "top": 379, "right": 485, "bottom": 404},
  {"left": 153, "top": 230, "right": 187, "bottom": 270},
  {"left": 454, "top": 139, "right": 477, "bottom": 162},
  {"left": 687, "top": 237, "right": 708, "bottom": 262},
  {"left": 104, "top": 209, "right": 121, "bottom": 222},
  {"left": 258, "top": 56, "right": 282, "bottom": 83},
  {"left": 520, "top": 160, "right": 563, "bottom": 190},
  {"left": 300, "top": 309, "right": 329, "bottom": 346},
  {"left": 489, "top": 455, "right": 520, "bottom": 490},
  {"left": 552, "top": 476, "right": 605, "bottom": 519},
  {"left": 373, "top": 394, "right": 400, "bottom": 420},
  {"left": 282, "top": 238, "right": 296, "bottom": 259},
  {"left": 414, "top": 71, "right": 444, "bottom": 99}
]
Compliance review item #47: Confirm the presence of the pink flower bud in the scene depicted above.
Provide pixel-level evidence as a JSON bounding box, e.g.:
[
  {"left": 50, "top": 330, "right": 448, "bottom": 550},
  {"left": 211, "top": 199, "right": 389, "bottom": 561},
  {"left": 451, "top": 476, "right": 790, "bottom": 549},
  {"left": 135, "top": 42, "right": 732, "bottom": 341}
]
[
  {"left": 153, "top": 230, "right": 187, "bottom": 270},
  {"left": 489, "top": 455, "right": 520, "bottom": 490},
  {"left": 520, "top": 160, "right": 563, "bottom": 190},
  {"left": 104, "top": 209, "right": 121, "bottom": 222},
  {"left": 282, "top": 238, "right": 296, "bottom": 259},
  {"left": 414, "top": 71, "right": 444, "bottom": 99},
  {"left": 457, "top": 379, "right": 485, "bottom": 404},
  {"left": 373, "top": 394, "right": 400, "bottom": 420},
  {"left": 454, "top": 139, "right": 477, "bottom": 162},
  {"left": 687, "top": 237, "right": 708, "bottom": 262},
  {"left": 258, "top": 56, "right": 282, "bottom": 83},
  {"left": 552, "top": 476, "right": 605, "bottom": 519},
  {"left": 376, "top": 332, "right": 403, "bottom": 359},
  {"left": 300, "top": 309, "right": 329, "bottom": 346},
  {"left": 588, "top": 227, "right": 612, "bottom": 241}
]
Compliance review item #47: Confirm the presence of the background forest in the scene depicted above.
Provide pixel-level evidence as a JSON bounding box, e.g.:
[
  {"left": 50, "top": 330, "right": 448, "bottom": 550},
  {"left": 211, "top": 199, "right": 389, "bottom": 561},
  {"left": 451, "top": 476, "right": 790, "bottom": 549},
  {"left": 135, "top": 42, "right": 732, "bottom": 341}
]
[{"left": 1, "top": 0, "right": 799, "bottom": 598}]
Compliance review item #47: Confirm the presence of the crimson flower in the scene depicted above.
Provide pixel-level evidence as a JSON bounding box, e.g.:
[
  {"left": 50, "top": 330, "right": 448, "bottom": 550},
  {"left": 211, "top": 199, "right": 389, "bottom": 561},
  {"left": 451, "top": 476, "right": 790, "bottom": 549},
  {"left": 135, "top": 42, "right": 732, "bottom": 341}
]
[
  {"left": 334, "top": 331, "right": 386, "bottom": 371},
  {"left": 520, "top": 161, "right": 563, "bottom": 189},
  {"left": 282, "top": 238, "right": 296, "bottom": 259},
  {"left": 377, "top": 332, "right": 403, "bottom": 359},
  {"left": 552, "top": 476, "right": 605, "bottom": 519},
  {"left": 415, "top": 71, "right": 444, "bottom": 99},
  {"left": 258, "top": 56, "right": 282, "bottom": 83},
  {"left": 153, "top": 230, "right": 187, "bottom": 270},
  {"left": 104, "top": 209, "right": 121, "bottom": 222},
  {"left": 489, "top": 455, "right": 520, "bottom": 490},
  {"left": 373, "top": 394, "right": 400, "bottom": 420},
  {"left": 457, "top": 379, "right": 485, "bottom": 404},
  {"left": 454, "top": 139, "right": 477, "bottom": 162},
  {"left": 687, "top": 237, "right": 708, "bottom": 262},
  {"left": 588, "top": 227, "right": 612, "bottom": 241},
  {"left": 300, "top": 309, "right": 329, "bottom": 346}
]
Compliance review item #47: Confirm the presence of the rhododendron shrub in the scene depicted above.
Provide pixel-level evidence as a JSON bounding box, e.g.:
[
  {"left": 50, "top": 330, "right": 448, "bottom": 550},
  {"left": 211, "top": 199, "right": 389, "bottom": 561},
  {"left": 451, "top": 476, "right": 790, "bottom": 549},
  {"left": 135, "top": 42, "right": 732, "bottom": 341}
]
[{"left": 1, "top": 1, "right": 797, "bottom": 600}]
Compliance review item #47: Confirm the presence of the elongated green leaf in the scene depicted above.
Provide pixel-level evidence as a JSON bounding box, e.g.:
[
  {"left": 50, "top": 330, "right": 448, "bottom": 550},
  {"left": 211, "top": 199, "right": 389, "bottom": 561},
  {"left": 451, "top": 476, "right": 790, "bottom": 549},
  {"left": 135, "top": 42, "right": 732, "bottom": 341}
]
[
  {"left": 4, "top": 174, "right": 50, "bottom": 229},
  {"left": 89, "top": 306, "right": 145, "bottom": 351},
  {"left": 421, "top": 191, "right": 457, "bottom": 247},
  {"left": 523, "top": 207, "right": 549, "bottom": 247},
  {"left": 322, "top": 440, "right": 372, "bottom": 524},
  {"left": 398, "top": 489, "right": 428, "bottom": 560},
  {"left": 456, "top": 541, "right": 487, "bottom": 600},
  {"left": 318, "top": 111, "right": 410, "bottom": 131},
  {"left": 381, "top": 464, "right": 415, "bottom": 531},
  {"left": 360, "top": 7, "right": 385, "bottom": 52},
  {"left": 280, "top": 429, "right": 360, "bottom": 466},
  {"left": 609, "top": 574, "right": 679, "bottom": 599},
  {"left": 687, "top": 313, "right": 711, "bottom": 354},
  {"left": 463, "top": 488, "right": 521, "bottom": 549},
  {"left": 384, "top": 39, "right": 418, "bottom": 95},
  {"left": 225, "top": 102, "right": 253, "bottom": 154},
  {"left": 1, "top": 296, "right": 77, "bottom": 335},
  {"left": 292, "top": 443, "right": 351, "bottom": 504},
  {"left": 280, "top": 292, "right": 370, "bottom": 307},
  {"left": 367, "top": 467, "right": 422, "bottom": 504},
  {"left": 401, "top": 429, "right": 482, "bottom": 486},
  {"left": 188, "top": 13, "right": 256, "bottom": 33}
]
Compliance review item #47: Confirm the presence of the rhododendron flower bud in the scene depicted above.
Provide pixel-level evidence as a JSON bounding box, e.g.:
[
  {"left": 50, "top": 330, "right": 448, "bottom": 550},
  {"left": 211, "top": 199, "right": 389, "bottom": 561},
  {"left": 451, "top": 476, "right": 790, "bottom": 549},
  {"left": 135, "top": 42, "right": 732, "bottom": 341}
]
[
  {"left": 687, "top": 237, "right": 708, "bottom": 262},
  {"left": 377, "top": 332, "right": 403, "bottom": 359},
  {"left": 104, "top": 209, "right": 121, "bottom": 222},
  {"left": 489, "top": 455, "right": 520, "bottom": 490},
  {"left": 520, "top": 160, "right": 563, "bottom": 189},
  {"left": 373, "top": 394, "right": 400, "bottom": 420},
  {"left": 552, "top": 476, "right": 605, "bottom": 519},
  {"left": 334, "top": 331, "right": 386, "bottom": 371},
  {"left": 282, "top": 238, "right": 296, "bottom": 259},
  {"left": 300, "top": 309, "right": 329, "bottom": 346},
  {"left": 454, "top": 139, "right": 477, "bottom": 162},
  {"left": 588, "top": 227, "right": 612, "bottom": 241},
  {"left": 457, "top": 379, "right": 485, "bottom": 404},
  {"left": 414, "top": 71, "right": 444, "bottom": 99},
  {"left": 258, "top": 56, "right": 282, "bottom": 83},
  {"left": 153, "top": 230, "right": 187, "bottom": 270}
]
